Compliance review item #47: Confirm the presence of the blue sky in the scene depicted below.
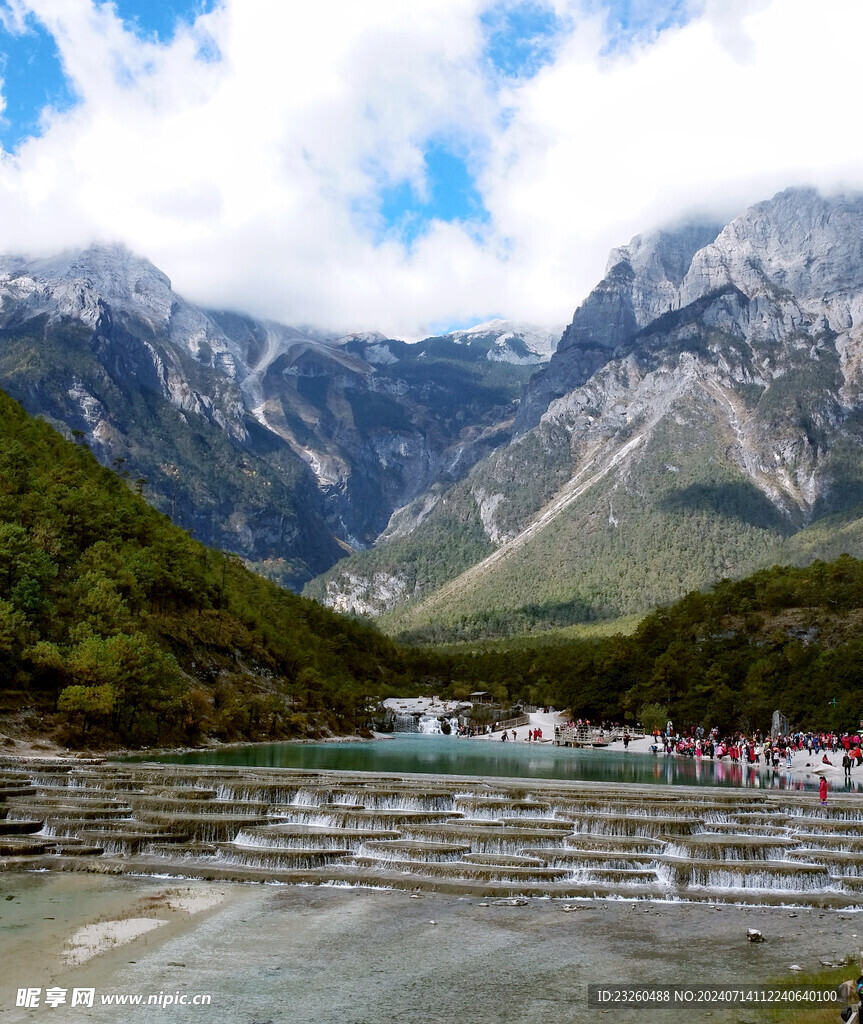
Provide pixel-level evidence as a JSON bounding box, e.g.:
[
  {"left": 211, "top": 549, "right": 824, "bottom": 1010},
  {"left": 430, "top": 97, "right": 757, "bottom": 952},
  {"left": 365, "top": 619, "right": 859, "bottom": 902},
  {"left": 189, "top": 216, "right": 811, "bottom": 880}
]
[
  {"left": 596, "top": 0, "right": 690, "bottom": 52},
  {"left": 482, "top": 1, "right": 562, "bottom": 79},
  {"left": 0, "top": 1, "right": 215, "bottom": 149},
  {"left": 0, "top": 0, "right": 858, "bottom": 338},
  {"left": 378, "top": 142, "right": 491, "bottom": 247},
  {"left": 105, "top": 0, "right": 217, "bottom": 40},
  {"left": 378, "top": 2, "right": 566, "bottom": 247},
  {"left": 0, "top": 10, "right": 73, "bottom": 150}
]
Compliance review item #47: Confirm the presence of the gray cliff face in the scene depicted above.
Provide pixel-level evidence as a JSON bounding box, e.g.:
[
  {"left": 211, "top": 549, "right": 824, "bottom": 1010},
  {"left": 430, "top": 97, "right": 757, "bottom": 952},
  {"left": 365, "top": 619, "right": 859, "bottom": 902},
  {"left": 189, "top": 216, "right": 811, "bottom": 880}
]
[
  {"left": 503, "top": 189, "right": 863, "bottom": 539},
  {"left": 200, "top": 317, "right": 537, "bottom": 548},
  {"left": 516, "top": 221, "right": 723, "bottom": 433},
  {"left": 517, "top": 188, "right": 863, "bottom": 436},
  {"left": 680, "top": 188, "right": 863, "bottom": 340},
  {"left": 0, "top": 245, "right": 252, "bottom": 441}
]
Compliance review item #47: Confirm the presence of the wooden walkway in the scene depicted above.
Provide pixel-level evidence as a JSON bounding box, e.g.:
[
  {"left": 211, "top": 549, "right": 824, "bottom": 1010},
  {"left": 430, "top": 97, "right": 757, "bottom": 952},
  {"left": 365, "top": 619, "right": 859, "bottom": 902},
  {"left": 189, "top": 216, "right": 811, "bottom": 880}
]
[{"left": 555, "top": 725, "right": 645, "bottom": 747}]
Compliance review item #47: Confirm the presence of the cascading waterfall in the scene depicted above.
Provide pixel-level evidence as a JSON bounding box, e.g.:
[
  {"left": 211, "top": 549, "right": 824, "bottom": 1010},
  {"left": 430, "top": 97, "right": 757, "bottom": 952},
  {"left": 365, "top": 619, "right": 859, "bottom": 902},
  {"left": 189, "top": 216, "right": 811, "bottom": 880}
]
[
  {"left": 4, "top": 759, "right": 863, "bottom": 906},
  {"left": 388, "top": 713, "right": 461, "bottom": 734},
  {"left": 657, "top": 860, "right": 831, "bottom": 892},
  {"left": 417, "top": 715, "right": 459, "bottom": 735}
]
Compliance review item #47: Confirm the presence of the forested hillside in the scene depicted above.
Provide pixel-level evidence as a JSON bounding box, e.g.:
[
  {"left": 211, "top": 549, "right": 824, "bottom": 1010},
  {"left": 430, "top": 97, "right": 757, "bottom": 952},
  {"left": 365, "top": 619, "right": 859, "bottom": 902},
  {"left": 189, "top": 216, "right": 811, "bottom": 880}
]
[
  {"left": 421, "top": 557, "right": 863, "bottom": 735},
  {"left": 4, "top": 381, "right": 862, "bottom": 750},
  {"left": 0, "top": 389, "right": 415, "bottom": 748}
]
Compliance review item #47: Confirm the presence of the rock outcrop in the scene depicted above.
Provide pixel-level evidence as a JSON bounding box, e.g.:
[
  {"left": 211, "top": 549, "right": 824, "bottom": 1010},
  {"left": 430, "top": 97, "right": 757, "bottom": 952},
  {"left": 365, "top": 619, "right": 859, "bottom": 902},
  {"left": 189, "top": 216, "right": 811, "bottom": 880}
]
[{"left": 516, "top": 221, "right": 724, "bottom": 433}]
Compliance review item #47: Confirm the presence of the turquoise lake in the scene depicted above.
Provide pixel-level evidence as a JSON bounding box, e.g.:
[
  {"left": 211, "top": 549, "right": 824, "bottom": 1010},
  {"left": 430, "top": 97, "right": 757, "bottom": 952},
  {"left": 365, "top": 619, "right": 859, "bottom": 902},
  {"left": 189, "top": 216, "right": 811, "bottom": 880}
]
[{"left": 139, "top": 735, "right": 831, "bottom": 790}]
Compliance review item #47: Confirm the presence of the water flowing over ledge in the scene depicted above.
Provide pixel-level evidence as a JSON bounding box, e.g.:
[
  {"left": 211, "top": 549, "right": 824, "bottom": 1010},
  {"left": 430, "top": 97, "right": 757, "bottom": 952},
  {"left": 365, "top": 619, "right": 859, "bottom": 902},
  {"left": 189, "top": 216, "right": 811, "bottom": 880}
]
[{"left": 3, "top": 757, "right": 863, "bottom": 908}]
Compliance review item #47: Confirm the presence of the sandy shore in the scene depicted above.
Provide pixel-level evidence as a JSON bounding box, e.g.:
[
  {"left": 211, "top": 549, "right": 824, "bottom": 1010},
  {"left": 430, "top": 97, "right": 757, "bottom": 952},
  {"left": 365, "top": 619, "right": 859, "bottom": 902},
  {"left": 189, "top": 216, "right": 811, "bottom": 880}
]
[
  {"left": 471, "top": 708, "right": 565, "bottom": 743},
  {"left": 603, "top": 733, "right": 863, "bottom": 787},
  {"left": 63, "top": 918, "right": 170, "bottom": 966},
  {"left": 59, "top": 888, "right": 228, "bottom": 966},
  {"left": 1, "top": 875, "right": 235, "bottom": 1020}
]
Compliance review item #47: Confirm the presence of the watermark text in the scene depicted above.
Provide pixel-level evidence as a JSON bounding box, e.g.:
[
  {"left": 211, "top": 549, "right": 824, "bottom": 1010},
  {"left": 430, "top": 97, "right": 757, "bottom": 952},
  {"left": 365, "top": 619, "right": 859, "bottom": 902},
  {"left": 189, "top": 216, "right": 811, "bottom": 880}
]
[{"left": 16, "top": 987, "right": 211, "bottom": 1009}]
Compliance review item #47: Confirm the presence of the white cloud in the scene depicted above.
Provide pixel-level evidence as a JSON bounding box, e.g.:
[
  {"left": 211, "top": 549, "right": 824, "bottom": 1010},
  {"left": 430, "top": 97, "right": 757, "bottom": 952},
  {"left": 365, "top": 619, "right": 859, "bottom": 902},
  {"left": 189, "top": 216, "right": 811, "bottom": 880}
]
[{"left": 0, "top": 0, "right": 862, "bottom": 337}]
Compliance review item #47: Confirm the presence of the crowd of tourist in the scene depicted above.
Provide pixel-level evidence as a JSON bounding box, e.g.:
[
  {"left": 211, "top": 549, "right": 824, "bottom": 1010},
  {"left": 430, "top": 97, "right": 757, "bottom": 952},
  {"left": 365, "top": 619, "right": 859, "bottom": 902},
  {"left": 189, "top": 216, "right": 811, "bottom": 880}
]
[{"left": 650, "top": 725, "right": 863, "bottom": 773}]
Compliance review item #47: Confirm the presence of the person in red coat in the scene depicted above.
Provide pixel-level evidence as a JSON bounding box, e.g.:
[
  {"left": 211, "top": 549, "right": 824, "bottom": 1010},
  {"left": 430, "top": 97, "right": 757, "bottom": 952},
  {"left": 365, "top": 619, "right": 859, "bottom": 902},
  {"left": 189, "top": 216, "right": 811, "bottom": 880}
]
[{"left": 819, "top": 775, "right": 828, "bottom": 807}]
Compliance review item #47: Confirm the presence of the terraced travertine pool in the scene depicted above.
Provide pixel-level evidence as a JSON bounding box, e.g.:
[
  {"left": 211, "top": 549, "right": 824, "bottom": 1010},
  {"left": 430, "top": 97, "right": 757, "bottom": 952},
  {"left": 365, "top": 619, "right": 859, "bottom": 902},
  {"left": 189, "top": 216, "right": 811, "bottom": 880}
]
[{"left": 3, "top": 757, "right": 863, "bottom": 908}]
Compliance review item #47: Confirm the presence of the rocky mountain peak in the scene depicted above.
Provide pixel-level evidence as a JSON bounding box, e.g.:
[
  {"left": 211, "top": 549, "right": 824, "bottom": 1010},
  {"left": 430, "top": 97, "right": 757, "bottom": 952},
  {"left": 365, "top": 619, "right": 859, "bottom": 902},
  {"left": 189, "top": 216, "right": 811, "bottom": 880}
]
[
  {"left": 515, "top": 219, "right": 723, "bottom": 433},
  {"left": 31, "top": 242, "right": 172, "bottom": 294},
  {"left": 680, "top": 188, "right": 863, "bottom": 326},
  {"left": 608, "top": 221, "right": 724, "bottom": 287},
  {"left": 0, "top": 243, "right": 176, "bottom": 332},
  {"left": 447, "top": 319, "right": 563, "bottom": 362}
]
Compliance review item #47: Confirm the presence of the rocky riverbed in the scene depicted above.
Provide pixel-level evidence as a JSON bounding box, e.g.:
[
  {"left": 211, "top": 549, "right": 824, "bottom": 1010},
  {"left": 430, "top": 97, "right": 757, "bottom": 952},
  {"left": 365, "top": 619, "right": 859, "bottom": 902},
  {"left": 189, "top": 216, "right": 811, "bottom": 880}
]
[{"left": 1, "top": 872, "right": 860, "bottom": 1023}]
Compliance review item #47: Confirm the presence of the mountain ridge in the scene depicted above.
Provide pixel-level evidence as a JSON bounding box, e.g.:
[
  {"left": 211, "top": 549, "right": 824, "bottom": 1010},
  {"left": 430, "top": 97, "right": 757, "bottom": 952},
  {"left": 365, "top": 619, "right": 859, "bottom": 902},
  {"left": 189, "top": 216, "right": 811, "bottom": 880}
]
[
  {"left": 311, "top": 188, "right": 863, "bottom": 636},
  {"left": 0, "top": 245, "right": 554, "bottom": 587}
]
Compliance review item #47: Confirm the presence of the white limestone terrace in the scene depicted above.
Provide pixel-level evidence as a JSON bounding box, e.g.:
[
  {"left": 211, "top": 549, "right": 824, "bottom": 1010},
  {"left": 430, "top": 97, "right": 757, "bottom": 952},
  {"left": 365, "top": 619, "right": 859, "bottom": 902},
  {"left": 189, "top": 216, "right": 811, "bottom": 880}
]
[
  {"left": 381, "top": 696, "right": 468, "bottom": 717},
  {"left": 3, "top": 758, "right": 863, "bottom": 908}
]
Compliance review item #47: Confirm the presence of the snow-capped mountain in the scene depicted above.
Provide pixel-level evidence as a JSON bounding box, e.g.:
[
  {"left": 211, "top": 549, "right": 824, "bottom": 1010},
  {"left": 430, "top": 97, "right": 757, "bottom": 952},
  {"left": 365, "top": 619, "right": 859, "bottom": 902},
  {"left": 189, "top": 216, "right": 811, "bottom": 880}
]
[
  {"left": 447, "top": 319, "right": 563, "bottom": 363},
  {"left": 0, "top": 246, "right": 538, "bottom": 586}
]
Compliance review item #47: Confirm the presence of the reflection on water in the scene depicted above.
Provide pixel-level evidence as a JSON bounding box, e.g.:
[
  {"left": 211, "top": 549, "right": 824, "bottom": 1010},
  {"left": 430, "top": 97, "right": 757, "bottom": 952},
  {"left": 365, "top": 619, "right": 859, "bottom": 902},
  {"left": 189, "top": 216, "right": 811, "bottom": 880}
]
[{"left": 138, "top": 737, "right": 846, "bottom": 790}]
